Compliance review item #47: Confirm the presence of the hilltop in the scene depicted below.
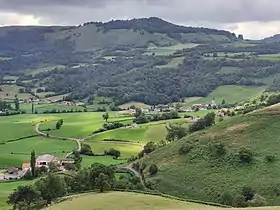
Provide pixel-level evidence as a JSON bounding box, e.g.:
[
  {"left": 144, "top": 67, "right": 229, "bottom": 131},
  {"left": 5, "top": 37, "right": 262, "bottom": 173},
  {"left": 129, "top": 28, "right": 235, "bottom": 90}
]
[
  {"left": 141, "top": 104, "right": 280, "bottom": 207},
  {"left": 1, "top": 17, "right": 280, "bottom": 106}
]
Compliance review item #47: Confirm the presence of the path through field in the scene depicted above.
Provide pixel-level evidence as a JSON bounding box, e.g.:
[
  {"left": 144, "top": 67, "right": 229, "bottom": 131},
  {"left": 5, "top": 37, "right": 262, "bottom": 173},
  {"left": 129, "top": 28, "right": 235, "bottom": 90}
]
[{"left": 35, "top": 123, "right": 82, "bottom": 158}]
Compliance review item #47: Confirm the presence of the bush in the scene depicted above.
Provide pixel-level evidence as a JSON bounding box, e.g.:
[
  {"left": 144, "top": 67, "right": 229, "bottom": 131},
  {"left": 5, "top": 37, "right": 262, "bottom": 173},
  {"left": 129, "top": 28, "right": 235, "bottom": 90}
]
[
  {"left": 237, "top": 148, "right": 254, "bottom": 164},
  {"left": 265, "top": 154, "right": 276, "bottom": 163},
  {"left": 105, "top": 148, "right": 121, "bottom": 159},
  {"left": 178, "top": 143, "right": 194, "bottom": 155},
  {"left": 148, "top": 164, "right": 158, "bottom": 176},
  {"left": 242, "top": 186, "right": 255, "bottom": 202},
  {"left": 219, "top": 192, "right": 234, "bottom": 206},
  {"left": 247, "top": 194, "right": 267, "bottom": 207},
  {"left": 209, "top": 142, "right": 227, "bottom": 157}
]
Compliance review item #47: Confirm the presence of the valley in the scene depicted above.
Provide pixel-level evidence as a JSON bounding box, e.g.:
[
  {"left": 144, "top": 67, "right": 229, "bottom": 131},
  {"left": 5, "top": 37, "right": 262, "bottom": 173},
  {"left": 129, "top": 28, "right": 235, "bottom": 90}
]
[{"left": 2, "top": 17, "right": 280, "bottom": 210}]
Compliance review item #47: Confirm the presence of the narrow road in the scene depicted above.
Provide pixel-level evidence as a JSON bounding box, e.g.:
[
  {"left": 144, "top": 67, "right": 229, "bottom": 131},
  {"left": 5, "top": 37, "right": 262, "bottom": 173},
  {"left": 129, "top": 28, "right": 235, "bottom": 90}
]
[{"left": 35, "top": 123, "right": 82, "bottom": 158}]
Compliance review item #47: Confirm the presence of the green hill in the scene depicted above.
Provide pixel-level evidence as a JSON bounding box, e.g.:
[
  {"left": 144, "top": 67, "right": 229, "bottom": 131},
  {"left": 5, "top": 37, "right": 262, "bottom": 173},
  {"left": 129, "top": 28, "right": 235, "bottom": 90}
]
[
  {"left": 141, "top": 105, "right": 280, "bottom": 207},
  {"left": 2, "top": 17, "right": 280, "bottom": 105},
  {"left": 46, "top": 192, "right": 280, "bottom": 210}
]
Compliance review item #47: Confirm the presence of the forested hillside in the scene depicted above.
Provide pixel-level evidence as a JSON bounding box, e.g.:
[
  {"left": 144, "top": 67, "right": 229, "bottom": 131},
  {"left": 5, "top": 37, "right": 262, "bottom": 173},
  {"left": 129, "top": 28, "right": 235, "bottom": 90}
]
[{"left": 1, "top": 17, "right": 280, "bottom": 105}]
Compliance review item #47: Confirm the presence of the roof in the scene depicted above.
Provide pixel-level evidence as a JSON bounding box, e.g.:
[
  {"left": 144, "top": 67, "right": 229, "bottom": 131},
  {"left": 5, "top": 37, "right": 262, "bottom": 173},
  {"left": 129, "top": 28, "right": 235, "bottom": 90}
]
[
  {"left": 36, "top": 154, "right": 59, "bottom": 162},
  {"left": 22, "top": 163, "right": 30, "bottom": 170}
]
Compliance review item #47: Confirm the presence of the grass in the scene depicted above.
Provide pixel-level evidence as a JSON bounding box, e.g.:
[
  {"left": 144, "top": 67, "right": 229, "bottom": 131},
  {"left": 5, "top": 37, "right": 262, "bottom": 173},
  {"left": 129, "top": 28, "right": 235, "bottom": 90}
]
[
  {"left": 142, "top": 105, "right": 280, "bottom": 206},
  {"left": 46, "top": 192, "right": 211, "bottom": 210},
  {"left": 156, "top": 57, "right": 185, "bottom": 69},
  {"left": 47, "top": 191, "right": 280, "bottom": 210},
  {"left": 84, "top": 141, "right": 143, "bottom": 158},
  {"left": 183, "top": 85, "right": 266, "bottom": 106},
  {"left": 145, "top": 43, "right": 199, "bottom": 56},
  {"left": 40, "top": 112, "right": 134, "bottom": 139},
  {"left": 20, "top": 103, "right": 85, "bottom": 114},
  {"left": 257, "top": 54, "right": 280, "bottom": 62},
  {"left": 89, "top": 124, "right": 167, "bottom": 144},
  {"left": 0, "top": 85, "right": 32, "bottom": 100},
  {"left": 81, "top": 156, "right": 125, "bottom": 167}
]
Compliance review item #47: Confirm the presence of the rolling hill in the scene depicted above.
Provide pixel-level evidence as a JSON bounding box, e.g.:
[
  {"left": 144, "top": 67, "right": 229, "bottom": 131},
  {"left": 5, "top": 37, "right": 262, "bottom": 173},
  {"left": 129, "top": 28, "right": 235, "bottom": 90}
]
[
  {"left": 1, "top": 17, "right": 280, "bottom": 106},
  {"left": 141, "top": 104, "right": 280, "bottom": 207}
]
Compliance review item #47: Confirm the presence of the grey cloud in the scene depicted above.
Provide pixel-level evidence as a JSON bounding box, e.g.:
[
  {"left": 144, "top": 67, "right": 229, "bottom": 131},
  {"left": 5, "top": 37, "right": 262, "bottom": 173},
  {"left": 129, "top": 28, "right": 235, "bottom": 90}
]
[{"left": 0, "top": 0, "right": 280, "bottom": 25}]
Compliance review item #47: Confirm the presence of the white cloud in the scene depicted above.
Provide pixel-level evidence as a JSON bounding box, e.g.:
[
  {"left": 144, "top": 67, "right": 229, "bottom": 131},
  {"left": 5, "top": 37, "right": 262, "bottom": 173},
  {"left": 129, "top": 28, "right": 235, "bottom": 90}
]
[{"left": 0, "top": 12, "right": 41, "bottom": 26}]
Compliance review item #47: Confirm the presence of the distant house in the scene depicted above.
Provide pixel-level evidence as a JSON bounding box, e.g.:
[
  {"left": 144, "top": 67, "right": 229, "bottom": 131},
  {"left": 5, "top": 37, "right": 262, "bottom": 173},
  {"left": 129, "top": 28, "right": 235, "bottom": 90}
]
[
  {"left": 6, "top": 167, "right": 18, "bottom": 175},
  {"left": 60, "top": 158, "right": 75, "bottom": 166},
  {"left": 36, "top": 154, "right": 60, "bottom": 166}
]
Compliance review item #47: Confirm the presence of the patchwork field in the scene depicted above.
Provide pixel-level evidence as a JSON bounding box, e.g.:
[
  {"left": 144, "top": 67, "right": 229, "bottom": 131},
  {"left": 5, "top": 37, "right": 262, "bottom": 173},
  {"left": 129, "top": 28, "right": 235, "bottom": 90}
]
[
  {"left": 40, "top": 112, "right": 134, "bottom": 139},
  {"left": 145, "top": 43, "right": 199, "bottom": 56}
]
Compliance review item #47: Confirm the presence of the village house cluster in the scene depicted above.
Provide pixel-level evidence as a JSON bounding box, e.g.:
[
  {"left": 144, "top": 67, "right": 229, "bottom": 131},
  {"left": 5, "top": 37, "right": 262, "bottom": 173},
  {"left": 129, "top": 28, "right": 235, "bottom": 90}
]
[{"left": 0, "top": 154, "right": 74, "bottom": 181}]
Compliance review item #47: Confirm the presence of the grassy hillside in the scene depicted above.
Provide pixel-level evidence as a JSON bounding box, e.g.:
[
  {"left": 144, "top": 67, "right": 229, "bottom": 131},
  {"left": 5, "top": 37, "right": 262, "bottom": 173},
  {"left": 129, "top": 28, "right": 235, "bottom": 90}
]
[
  {"left": 184, "top": 85, "right": 266, "bottom": 106},
  {"left": 46, "top": 192, "right": 213, "bottom": 210},
  {"left": 47, "top": 192, "right": 280, "bottom": 210},
  {"left": 141, "top": 105, "right": 280, "bottom": 206}
]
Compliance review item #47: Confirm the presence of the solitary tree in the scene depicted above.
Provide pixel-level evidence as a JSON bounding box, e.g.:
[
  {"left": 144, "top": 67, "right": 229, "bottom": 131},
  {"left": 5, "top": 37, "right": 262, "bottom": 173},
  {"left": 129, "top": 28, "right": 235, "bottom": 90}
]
[
  {"left": 14, "top": 97, "right": 20, "bottom": 111},
  {"left": 95, "top": 173, "right": 110, "bottom": 193},
  {"left": 56, "top": 120, "right": 62, "bottom": 130},
  {"left": 102, "top": 112, "right": 109, "bottom": 122},
  {"left": 30, "top": 150, "right": 36, "bottom": 178},
  {"left": 134, "top": 108, "right": 142, "bottom": 118}
]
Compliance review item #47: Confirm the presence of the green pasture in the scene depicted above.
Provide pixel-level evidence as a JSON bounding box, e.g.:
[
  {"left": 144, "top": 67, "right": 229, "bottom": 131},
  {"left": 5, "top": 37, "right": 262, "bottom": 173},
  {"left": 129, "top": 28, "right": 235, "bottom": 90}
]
[
  {"left": 21, "top": 103, "right": 85, "bottom": 114},
  {"left": 118, "top": 101, "right": 150, "bottom": 109},
  {"left": 183, "top": 85, "right": 265, "bottom": 106},
  {"left": 145, "top": 43, "right": 199, "bottom": 56},
  {"left": 257, "top": 53, "right": 280, "bottom": 62},
  {"left": 81, "top": 156, "right": 125, "bottom": 167},
  {"left": 89, "top": 124, "right": 167, "bottom": 144},
  {"left": 39, "top": 112, "right": 134, "bottom": 139}
]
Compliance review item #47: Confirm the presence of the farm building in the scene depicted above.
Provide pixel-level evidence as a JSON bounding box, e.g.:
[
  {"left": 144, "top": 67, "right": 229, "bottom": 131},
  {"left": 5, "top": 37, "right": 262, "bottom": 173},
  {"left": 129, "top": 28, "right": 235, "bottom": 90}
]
[{"left": 36, "top": 154, "right": 60, "bottom": 166}]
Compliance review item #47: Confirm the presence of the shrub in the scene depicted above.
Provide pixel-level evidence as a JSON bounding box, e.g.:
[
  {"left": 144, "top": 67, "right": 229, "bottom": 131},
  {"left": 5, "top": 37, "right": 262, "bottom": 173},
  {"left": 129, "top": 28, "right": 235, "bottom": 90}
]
[
  {"left": 265, "top": 154, "right": 276, "bottom": 163},
  {"left": 105, "top": 148, "right": 121, "bottom": 159},
  {"left": 149, "top": 164, "right": 158, "bottom": 175},
  {"left": 247, "top": 194, "right": 267, "bottom": 207},
  {"left": 237, "top": 148, "right": 254, "bottom": 164},
  {"left": 242, "top": 186, "right": 255, "bottom": 202},
  {"left": 219, "top": 192, "right": 234, "bottom": 206},
  {"left": 209, "top": 142, "right": 227, "bottom": 157},
  {"left": 178, "top": 143, "right": 194, "bottom": 155}
]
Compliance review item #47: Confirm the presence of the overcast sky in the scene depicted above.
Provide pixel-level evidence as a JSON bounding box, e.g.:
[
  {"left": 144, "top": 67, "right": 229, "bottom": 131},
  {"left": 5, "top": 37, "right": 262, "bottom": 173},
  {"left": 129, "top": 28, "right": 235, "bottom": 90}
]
[{"left": 0, "top": 0, "right": 280, "bottom": 39}]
